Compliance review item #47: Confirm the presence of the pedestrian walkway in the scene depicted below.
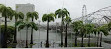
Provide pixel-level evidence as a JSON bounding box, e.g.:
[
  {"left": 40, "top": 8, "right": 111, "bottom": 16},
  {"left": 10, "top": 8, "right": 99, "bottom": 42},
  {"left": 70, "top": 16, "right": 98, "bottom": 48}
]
[{"left": 102, "top": 42, "right": 111, "bottom": 49}]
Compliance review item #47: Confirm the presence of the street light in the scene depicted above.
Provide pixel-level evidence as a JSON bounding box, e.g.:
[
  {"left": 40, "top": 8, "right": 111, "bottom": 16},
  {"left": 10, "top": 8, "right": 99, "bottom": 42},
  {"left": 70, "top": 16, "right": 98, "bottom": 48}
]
[
  {"left": 56, "top": 22, "right": 57, "bottom": 42},
  {"left": 0, "top": 17, "right": 2, "bottom": 47},
  {"left": 38, "top": 20, "right": 41, "bottom": 48},
  {"left": 71, "top": 28, "right": 73, "bottom": 47}
]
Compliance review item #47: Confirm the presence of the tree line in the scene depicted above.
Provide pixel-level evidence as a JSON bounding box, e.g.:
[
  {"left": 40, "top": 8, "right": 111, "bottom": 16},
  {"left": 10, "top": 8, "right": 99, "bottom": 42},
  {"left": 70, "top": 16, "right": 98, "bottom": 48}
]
[{"left": 0, "top": 4, "right": 110, "bottom": 48}]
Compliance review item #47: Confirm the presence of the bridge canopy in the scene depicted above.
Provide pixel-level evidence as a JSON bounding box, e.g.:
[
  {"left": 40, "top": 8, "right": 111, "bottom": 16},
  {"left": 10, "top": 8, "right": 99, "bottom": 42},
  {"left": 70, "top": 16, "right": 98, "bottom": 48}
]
[{"left": 72, "top": 6, "right": 111, "bottom": 25}]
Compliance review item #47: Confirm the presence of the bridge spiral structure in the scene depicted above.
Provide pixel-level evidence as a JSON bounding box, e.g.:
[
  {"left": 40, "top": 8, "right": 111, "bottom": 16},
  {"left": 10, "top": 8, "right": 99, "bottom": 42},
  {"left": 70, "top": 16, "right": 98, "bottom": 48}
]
[
  {"left": 82, "top": 5, "right": 87, "bottom": 22},
  {"left": 72, "top": 6, "right": 111, "bottom": 25}
]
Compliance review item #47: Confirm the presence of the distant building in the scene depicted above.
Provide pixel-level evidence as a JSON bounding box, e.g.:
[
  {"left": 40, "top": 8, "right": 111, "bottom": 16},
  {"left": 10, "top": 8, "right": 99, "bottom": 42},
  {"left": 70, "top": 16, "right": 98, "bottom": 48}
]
[
  {"left": 16, "top": 3, "right": 35, "bottom": 42},
  {"left": 16, "top": 3, "right": 35, "bottom": 20}
]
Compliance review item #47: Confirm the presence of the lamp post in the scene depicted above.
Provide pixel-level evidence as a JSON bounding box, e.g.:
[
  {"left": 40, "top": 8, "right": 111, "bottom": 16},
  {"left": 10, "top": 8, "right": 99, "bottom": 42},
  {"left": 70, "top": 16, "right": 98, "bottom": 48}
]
[
  {"left": 56, "top": 22, "right": 58, "bottom": 42},
  {"left": 0, "top": 17, "right": 2, "bottom": 47},
  {"left": 55, "top": 22, "right": 59, "bottom": 48},
  {"left": 38, "top": 20, "right": 41, "bottom": 48},
  {"left": 71, "top": 30, "right": 72, "bottom": 47},
  {"left": 70, "top": 27, "right": 73, "bottom": 47}
]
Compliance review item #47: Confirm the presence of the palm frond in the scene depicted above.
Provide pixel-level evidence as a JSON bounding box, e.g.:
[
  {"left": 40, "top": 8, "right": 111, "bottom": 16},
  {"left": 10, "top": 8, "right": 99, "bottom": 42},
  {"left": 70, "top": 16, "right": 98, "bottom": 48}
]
[
  {"left": 26, "top": 12, "right": 32, "bottom": 20},
  {"left": 15, "top": 20, "right": 25, "bottom": 26},
  {"left": 42, "top": 13, "right": 56, "bottom": 22},
  {"left": 18, "top": 24, "right": 25, "bottom": 31},
  {"left": 100, "top": 24, "right": 109, "bottom": 36},
  {"left": 108, "top": 22, "right": 111, "bottom": 31},
  {"left": 0, "top": 4, "right": 6, "bottom": 13},
  {"left": 15, "top": 20, "right": 26, "bottom": 31},
  {"left": 18, "top": 12, "right": 24, "bottom": 19},
  {"left": 72, "top": 21, "right": 83, "bottom": 33},
  {"left": 64, "top": 16, "right": 72, "bottom": 24},
  {"left": 29, "top": 22, "right": 38, "bottom": 31},
  {"left": 42, "top": 14, "right": 48, "bottom": 22},
  {"left": 33, "top": 11, "right": 39, "bottom": 20},
  {"left": 6, "top": 7, "right": 14, "bottom": 20},
  {"left": 26, "top": 11, "right": 39, "bottom": 20}
]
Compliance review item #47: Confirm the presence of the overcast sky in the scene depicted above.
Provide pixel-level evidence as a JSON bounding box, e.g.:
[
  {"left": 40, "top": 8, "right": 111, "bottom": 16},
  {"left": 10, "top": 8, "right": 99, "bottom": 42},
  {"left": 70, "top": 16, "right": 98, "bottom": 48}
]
[{"left": 0, "top": 0, "right": 111, "bottom": 25}]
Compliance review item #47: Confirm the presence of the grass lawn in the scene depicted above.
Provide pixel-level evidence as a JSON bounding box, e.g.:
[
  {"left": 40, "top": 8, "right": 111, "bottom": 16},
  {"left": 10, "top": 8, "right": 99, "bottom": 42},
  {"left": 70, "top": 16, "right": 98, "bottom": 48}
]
[{"left": 71, "top": 43, "right": 97, "bottom": 47}]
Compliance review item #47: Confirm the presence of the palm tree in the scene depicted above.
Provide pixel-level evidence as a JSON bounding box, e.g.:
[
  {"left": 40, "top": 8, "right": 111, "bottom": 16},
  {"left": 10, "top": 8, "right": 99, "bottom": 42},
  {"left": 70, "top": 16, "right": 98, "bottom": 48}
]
[
  {"left": 93, "top": 26, "right": 98, "bottom": 46},
  {"left": 72, "top": 21, "right": 83, "bottom": 46},
  {"left": 55, "top": 8, "right": 69, "bottom": 47},
  {"left": 79, "top": 22, "right": 85, "bottom": 47},
  {"left": 42, "top": 13, "right": 56, "bottom": 48},
  {"left": 64, "top": 16, "right": 71, "bottom": 47},
  {"left": 85, "top": 24, "right": 95, "bottom": 47},
  {"left": 13, "top": 11, "right": 24, "bottom": 43},
  {"left": 16, "top": 19, "right": 38, "bottom": 48},
  {"left": 26, "top": 12, "right": 39, "bottom": 44},
  {"left": 0, "top": 4, "right": 14, "bottom": 48},
  {"left": 94, "top": 27, "right": 100, "bottom": 47},
  {"left": 93, "top": 24, "right": 109, "bottom": 47},
  {"left": 99, "top": 24, "right": 109, "bottom": 47},
  {"left": 108, "top": 22, "right": 111, "bottom": 30},
  {"left": 93, "top": 24, "right": 100, "bottom": 47}
]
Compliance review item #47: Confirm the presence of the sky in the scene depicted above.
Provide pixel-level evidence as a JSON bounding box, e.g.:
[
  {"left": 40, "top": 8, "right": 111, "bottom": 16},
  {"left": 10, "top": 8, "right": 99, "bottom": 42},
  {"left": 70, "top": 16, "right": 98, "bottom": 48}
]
[{"left": 0, "top": 0, "right": 111, "bottom": 25}]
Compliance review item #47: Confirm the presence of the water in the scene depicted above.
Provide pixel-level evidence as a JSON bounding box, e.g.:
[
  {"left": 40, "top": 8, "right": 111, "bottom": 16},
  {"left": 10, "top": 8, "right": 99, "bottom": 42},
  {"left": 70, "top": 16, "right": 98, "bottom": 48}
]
[
  {"left": 17, "top": 28, "right": 63, "bottom": 48},
  {"left": 33, "top": 29, "right": 61, "bottom": 42}
]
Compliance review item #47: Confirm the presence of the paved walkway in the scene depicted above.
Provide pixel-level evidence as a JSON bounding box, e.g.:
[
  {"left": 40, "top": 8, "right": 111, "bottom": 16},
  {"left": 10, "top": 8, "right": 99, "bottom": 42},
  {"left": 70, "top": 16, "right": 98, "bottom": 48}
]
[{"left": 102, "top": 42, "right": 111, "bottom": 49}]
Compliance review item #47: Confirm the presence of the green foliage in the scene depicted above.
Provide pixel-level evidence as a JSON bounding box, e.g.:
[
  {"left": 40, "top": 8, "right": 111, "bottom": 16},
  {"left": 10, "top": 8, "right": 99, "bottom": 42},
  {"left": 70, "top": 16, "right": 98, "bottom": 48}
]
[
  {"left": 93, "top": 27, "right": 99, "bottom": 35},
  {"left": 59, "top": 43, "right": 96, "bottom": 47},
  {"left": 93, "top": 24, "right": 109, "bottom": 36},
  {"left": 0, "top": 4, "right": 14, "bottom": 20},
  {"left": 42, "top": 13, "right": 56, "bottom": 22},
  {"left": 14, "top": 11, "right": 24, "bottom": 20},
  {"left": 64, "top": 16, "right": 72, "bottom": 24},
  {"left": 8, "top": 46, "right": 12, "bottom": 48},
  {"left": 108, "top": 22, "right": 111, "bottom": 31},
  {"left": 55, "top": 8, "right": 70, "bottom": 25},
  {"left": 72, "top": 20, "right": 109, "bottom": 36},
  {"left": 26, "top": 11, "right": 39, "bottom": 20},
  {"left": 72, "top": 43, "right": 96, "bottom": 47},
  {"left": 99, "top": 24, "right": 109, "bottom": 36},
  {"left": 84, "top": 24, "right": 95, "bottom": 34},
  {"left": 55, "top": 8, "right": 70, "bottom": 18},
  {"left": 15, "top": 20, "right": 38, "bottom": 31},
  {"left": 72, "top": 21, "right": 83, "bottom": 33},
  {"left": 1, "top": 25, "right": 15, "bottom": 36},
  {"left": 1, "top": 25, "right": 15, "bottom": 43},
  {"left": 15, "top": 20, "right": 25, "bottom": 31}
]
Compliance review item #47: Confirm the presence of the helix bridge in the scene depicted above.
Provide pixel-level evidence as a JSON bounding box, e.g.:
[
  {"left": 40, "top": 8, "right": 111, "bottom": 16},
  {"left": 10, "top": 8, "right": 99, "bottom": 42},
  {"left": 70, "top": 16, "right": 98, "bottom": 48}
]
[
  {"left": 72, "top": 5, "right": 111, "bottom": 25},
  {"left": 71, "top": 5, "right": 111, "bottom": 45}
]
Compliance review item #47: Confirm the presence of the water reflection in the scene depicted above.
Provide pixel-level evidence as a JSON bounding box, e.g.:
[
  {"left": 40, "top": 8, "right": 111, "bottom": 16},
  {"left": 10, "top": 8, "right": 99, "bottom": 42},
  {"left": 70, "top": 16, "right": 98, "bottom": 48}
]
[{"left": 17, "top": 29, "right": 62, "bottom": 48}]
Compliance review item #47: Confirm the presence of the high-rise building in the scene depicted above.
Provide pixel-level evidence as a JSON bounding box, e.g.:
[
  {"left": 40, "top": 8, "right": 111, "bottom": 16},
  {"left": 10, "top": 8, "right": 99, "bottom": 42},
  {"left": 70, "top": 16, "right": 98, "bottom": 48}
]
[
  {"left": 16, "top": 3, "right": 35, "bottom": 20},
  {"left": 16, "top": 3, "right": 35, "bottom": 43}
]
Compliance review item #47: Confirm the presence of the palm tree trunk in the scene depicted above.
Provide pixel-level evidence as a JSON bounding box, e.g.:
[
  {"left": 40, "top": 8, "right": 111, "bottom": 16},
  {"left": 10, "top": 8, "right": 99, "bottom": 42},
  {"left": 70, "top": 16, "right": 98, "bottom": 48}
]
[
  {"left": 61, "top": 17, "right": 63, "bottom": 47},
  {"left": 75, "top": 32, "right": 77, "bottom": 46},
  {"left": 88, "top": 34, "right": 90, "bottom": 47},
  {"left": 81, "top": 32, "right": 84, "bottom": 47},
  {"left": 95, "top": 34, "right": 96, "bottom": 46},
  {"left": 13, "top": 19, "right": 17, "bottom": 43},
  {"left": 26, "top": 27, "right": 28, "bottom": 48},
  {"left": 97, "top": 32, "right": 99, "bottom": 47},
  {"left": 30, "top": 19, "right": 33, "bottom": 45},
  {"left": 65, "top": 23, "right": 67, "bottom": 47},
  {"left": 99, "top": 33, "right": 102, "bottom": 47},
  {"left": 0, "top": 25, "right": 1, "bottom": 47},
  {"left": 12, "top": 19, "right": 17, "bottom": 48},
  {"left": 2, "top": 15, "right": 7, "bottom": 48},
  {"left": 46, "top": 19, "right": 49, "bottom": 48}
]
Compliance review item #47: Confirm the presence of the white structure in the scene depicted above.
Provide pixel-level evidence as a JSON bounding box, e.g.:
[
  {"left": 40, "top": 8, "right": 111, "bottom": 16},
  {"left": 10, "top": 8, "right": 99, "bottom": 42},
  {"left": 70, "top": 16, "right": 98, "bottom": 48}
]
[
  {"left": 16, "top": 3, "right": 35, "bottom": 42},
  {"left": 16, "top": 3, "right": 35, "bottom": 21}
]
